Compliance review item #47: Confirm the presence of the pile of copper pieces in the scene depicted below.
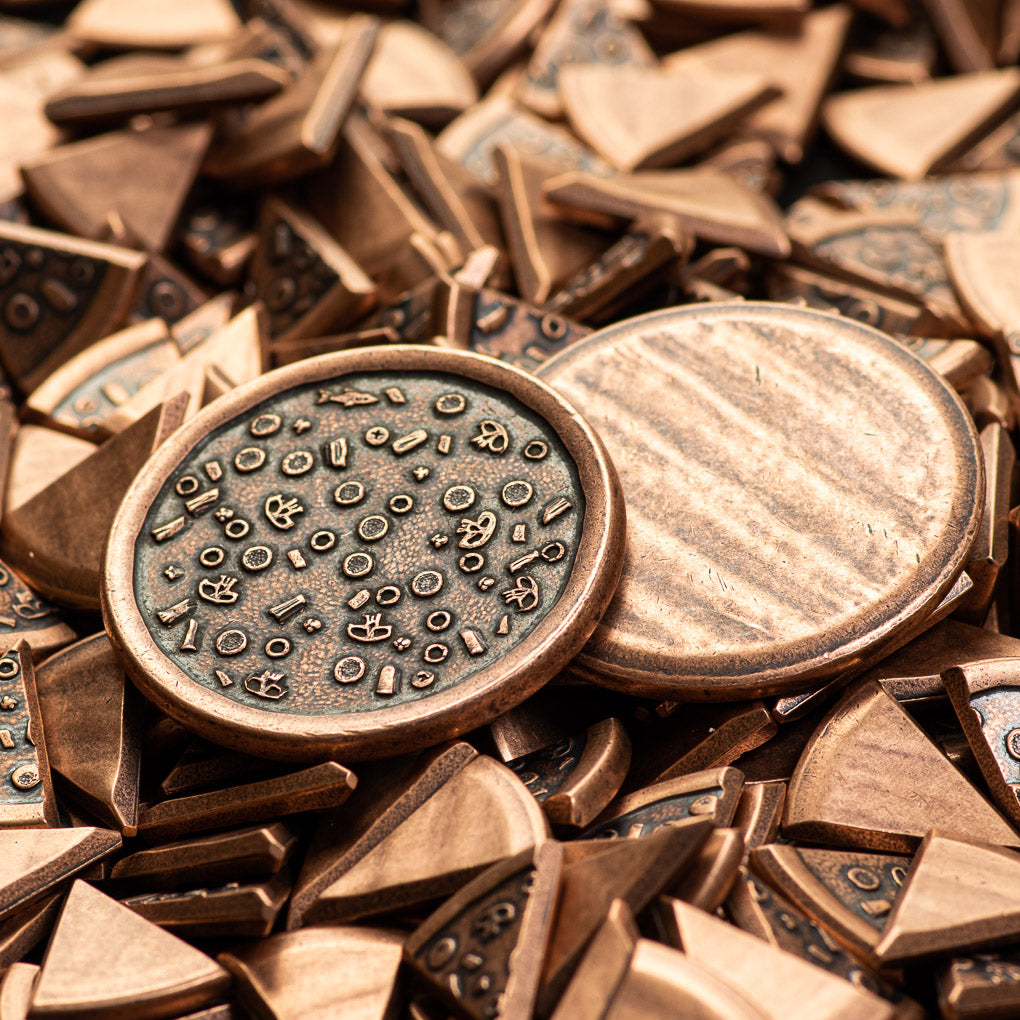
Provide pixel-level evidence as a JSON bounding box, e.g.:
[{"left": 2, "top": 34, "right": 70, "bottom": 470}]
[{"left": 2, "top": 0, "right": 1020, "bottom": 1017}]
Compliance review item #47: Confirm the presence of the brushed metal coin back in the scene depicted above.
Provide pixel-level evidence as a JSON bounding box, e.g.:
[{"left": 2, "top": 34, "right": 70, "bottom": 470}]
[{"left": 538, "top": 301, "right": 984, "bottom": 699}]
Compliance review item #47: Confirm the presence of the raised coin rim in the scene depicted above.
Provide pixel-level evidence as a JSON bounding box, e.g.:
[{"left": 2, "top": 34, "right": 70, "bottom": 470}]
[{"left": 101, "top": 344, "right": 625, "bottom": 761}]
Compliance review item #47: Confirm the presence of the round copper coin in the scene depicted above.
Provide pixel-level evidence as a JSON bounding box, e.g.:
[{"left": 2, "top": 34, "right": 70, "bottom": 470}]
[
  {"left": 102, "top": 346, "right": 625, "bottom": 760},
  {"left": 536, "top": 302, "right": 984, "bottom": 700}
]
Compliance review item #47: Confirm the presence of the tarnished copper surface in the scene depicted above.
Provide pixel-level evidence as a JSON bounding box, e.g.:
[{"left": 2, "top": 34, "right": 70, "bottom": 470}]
[
  {"left": 939, "top": 951, "right": 1020, "bottom": 1019},
  {"left": 662, "top": 897, "right": 897, "bottom": 1019},
  {"left": 584, "top": 768, "right": 744, "bottom": 837},
  {"left": 136, "top": 761, "right": 356, "bottom": 843},
  {"left": 507, "top": 718, "right": 631, "bottom": 829},
  {"left": 103, "top": 346, "right": 624, "bottom": 761},
  {"left": 21, "top": 123, "right": 212, "bottom": 253},
  {"left": 0, "top": 644, "right": 55, "bottom": 829},
  {"left": 875, "top": 833, "right": 1020, "bottom": 964},
  {"left": 220, "top": 926, "right": 404, "bottom": 1020},
  {"left": 5, "top": 1, "right": 1020, "bottom": 1014},
  {"left": 110, "top": 822, "right": 297, "bottom": 890},
  {"left": 561, "top": 63, "right": 776, "bottom": 174},
  {"left": 158, "top": 739, "right": 274, "bottom": 798},
  {"left": 519, "top": 0, "right": 654, "bottom": 120},
  {"left": 545, "top": 169, "right": 790, "bottom": 259},
  {"left": 944, "top": 657, "right": 1020, "bottom": 827},
  {"left": 723, "top": 872, "right": 915, "bottom": 1014},
  {"left": 33, "top": 632, "right": 141, "bottom": 833},
  {"left": 0, "top": 894, "right": 59, "bottom": 973},
  {"left": 625, "top": 701, "right": 776, "bottom": 788},
  {"left": 405, "top": 842, "right": 562, "bottom": 1020},
  {"left": 604, "top": 938, "right": 767, "bottom": 1020},
  {"left": 432, "top": 278, "right": 592, "bottom": 372},
  {"left": 0, "top": 558, "right": 73, "bottom": 660},
  {"left": 539, "top": 302, "right": 982, "bottom": 699},
  {"left": 436, "top": 94, "right": 612, "bottom": 187},
  {"left": 203, "top": 17, "right": 379, "bottom": 185},
  {"left": 784, "top": 680, "right": 1020, "bottom": 850},
  {"left": 492, "top": 144, "right": 609, "bottom": 306},
  {"left": 844, "top": 21, "right": 937, "bottom": 85},
  {"left": 41, "top": 55, "right": 288, "bottom": 127},
  {"left": 244, "top": 196, "right": 375, "bottom": 348},
  {"left": 660, "top": 5, "right": 853, "bottom": 164},
  {"left": 0, "top": 826, "right": 121, "bottom": 923},
  {"left": 0, "top": 222, "right": 146, "bottom": 393},
  {"left": 538, "top": 821, "right": 713, "bottom": 1013},
  {"left": 361, "top": 20, "right": 477, "bottom": 127},
  {"left": 823, "top": 70, "right": 1020, "bottom": 180},
  {"left": 31, "top": 879, "right": 230, "bottom": 1019},
  {"left": 120, "top": 872, "right": 291, "bottom": 938},
  {"left": 1, "top": 397, "right": 187, "bottom": 610},
  {"left": 672, "top": 828, "right": 744, "bottom": 911},
  {"left": 0, "top": 961, "right": 38, "bottom": 1020},
  {"left": 297, "top": 755, "right": 547, "bottom": 925},
  {"left": 288, "top": 740, "right": 477, "bottom": 929},
  {"left": 24, "top": 318, "right": 178, "bottom": 439},
  {"left": 67, "top": 0, "right": 242, "bottom": 48},
  {"left": 550, "top": 899, "right": 638, "bottom": 1020},
  {"left": 750, "top": 843, "right": 910, "bottom": 957},
  {"left": 732, "top": 780, "right": 786, "bottom": 856}
]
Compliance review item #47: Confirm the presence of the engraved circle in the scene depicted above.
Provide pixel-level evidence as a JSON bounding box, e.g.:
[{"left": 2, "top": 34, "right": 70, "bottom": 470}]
[
  {"left": 10, "top": 764, "right": 39, "bottom": 790},
  {"left": 389, "top": 494, "right": 414, "bottom": 514},
  {"left": 443, "top": 485, "right": 475, "bottom": 512},
  {"left": 235, "top": 448, "right": 266, "bottom": 472},
  {"left": 343, "top": 552, "right": 374, "bottom": 578},
  {"left": 265, "top": 638, "right": 291, "bottom": 658},
  {"left": 334, "top": 481, "right": 366, "bottom": 506},
  {"left": 435, "top": 393, "right": 466, "bottom": 415},
  {"left": 281, "top": 451, "right": 314, "bottom": 476},
  {"left": 689, "top": 794, "right": 719, "bottom": 816},
  {"left": 216, "top": 629, "right": 248, "bottom": 656},
  {"left": 412, "top": 571, "right": 444, "bottom": 598},
  {"left": 846, "top": 867, "right": 881, "bottom": 891},
  {"left": 426, "top": 936, "right": 458, "bottom": 969},
  {"left": 309, "top": 530, "right": 336, "bottom": 552},
  {"left": 251, "top": 414, "right": 282, "bottom": 437},
  {"left": 424, "top": 643, "right": 450, "bottom": 663},
  {"left": 334, "top": 656, "right": 366, "bottom": 683},
  {"left": 357, "top": 515, "right": 389, "bottom": 542},
  {"left": 5, "top": 294, "right": 40, "bottom": 332},
  {"left": 199, "top": 547, "right": 225, "bottom": 568},
  {"left": 501, "top": 480, "right": 534, "bottom": 507},
  {"left": 1007, "top": 728, "right": 1020, "bottom": 761},
  {"left": 224, "top": 519, "right": 250, "bottom": 539},
  {"left": 241, "top": 546, "right": 274, "bottom": 572}
]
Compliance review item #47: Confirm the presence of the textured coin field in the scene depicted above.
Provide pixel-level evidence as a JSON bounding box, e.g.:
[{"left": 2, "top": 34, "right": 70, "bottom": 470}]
[{"left": 137, "top": 371, "right": 584, "bottom": 714}]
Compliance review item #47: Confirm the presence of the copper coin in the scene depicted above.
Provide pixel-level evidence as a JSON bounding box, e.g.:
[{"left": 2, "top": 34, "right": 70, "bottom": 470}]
[
  {"left": 536, "top": 301, "right": 983, "bottom": 699},
  {"left": 102, "top": 345, "right": 624, "bottom": 761}
]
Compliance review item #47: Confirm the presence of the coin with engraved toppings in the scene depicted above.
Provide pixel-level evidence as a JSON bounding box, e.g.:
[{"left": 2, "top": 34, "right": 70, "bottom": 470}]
[
  {"left": 101, "top": 345, "right": 624, "bottom": 761},
  {"left": 538, "top": 301, "right": 984, "bottom": 700}
]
